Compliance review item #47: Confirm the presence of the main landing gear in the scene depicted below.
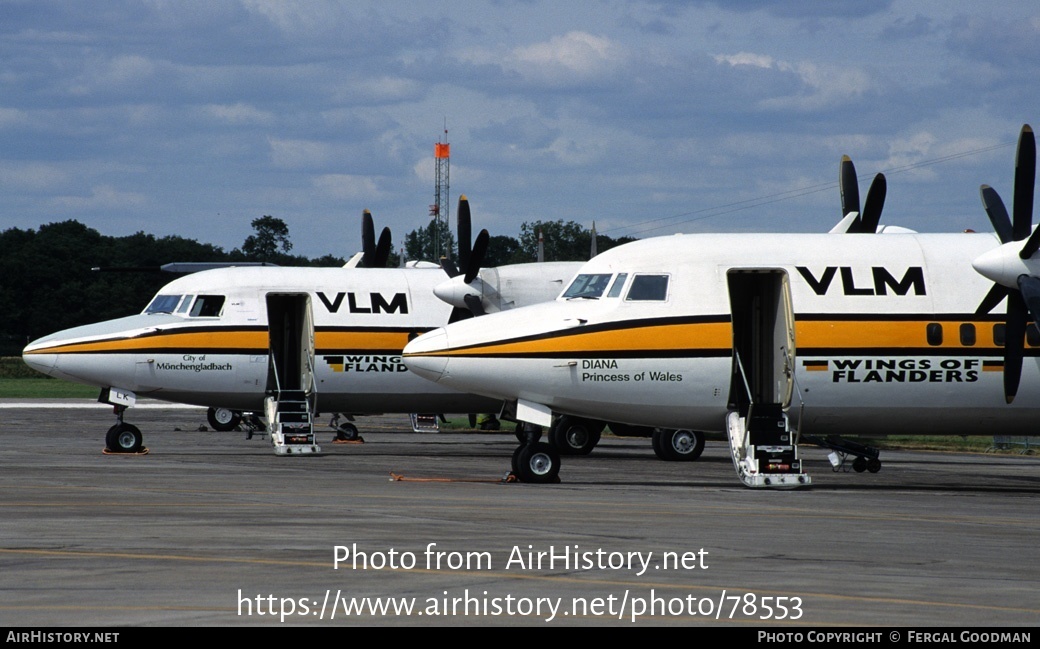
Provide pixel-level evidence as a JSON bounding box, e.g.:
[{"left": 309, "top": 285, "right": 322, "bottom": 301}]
[
  {"left": 652, "top": 428, "right": 706, "bottom": 461},
  {"left": 330, "top": 413, "right": 362, "bottom": 442},
  {"left": 104, "top": 406, "right": 144, "bottom": 454},
  {"left": 206, "top": 407, "right": 242, "bottom": 432},
  {"left": 548, "top": 415, "right": 603, "bottom": 455},
  {"left": 510, "top": 423, "right": 561, "bottom": 484}
]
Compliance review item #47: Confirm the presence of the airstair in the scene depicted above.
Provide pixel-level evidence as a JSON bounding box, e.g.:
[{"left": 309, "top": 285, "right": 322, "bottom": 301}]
[
  {"left": 726, "top": 405, "right": 809, "bottom": 488},
  {"left": 265, "top": 293, "right": 320, "bottom": 455},
  {"left": 725, "top": 270, "right": 810, "bottom": 488},
  {"left": 267, "top": 388, "right": 319, "bottom": 455}
]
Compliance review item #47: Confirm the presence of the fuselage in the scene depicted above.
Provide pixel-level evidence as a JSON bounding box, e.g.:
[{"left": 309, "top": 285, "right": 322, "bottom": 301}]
[
  {"left": 22, "top": 262, "right": 581, "bottom": 414},
  {"left": 403, "top": 231, "right": 1040, "bottom": 436}
]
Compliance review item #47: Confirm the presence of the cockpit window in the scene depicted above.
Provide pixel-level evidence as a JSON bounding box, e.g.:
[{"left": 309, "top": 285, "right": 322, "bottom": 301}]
[
  {"left": 606, "top": 273, "right": 628, "bottom": 298},
  {"left": 175, "top": 295, "right": 194, "bottom": 314},
  {"left": 145, "top": 295, "right": 182, "bottom": 314},
  {"left": 562, "top": 273, "right": 613, "bottom": 299},
  {"left": 625, "top": 274, "right": 669, "bottom": 301},
  {"left": 144, "top": 294, "right": 225, "bottom": 317},
  {"left": 189, "top": 295, "right": 226, "bottom": 317}
]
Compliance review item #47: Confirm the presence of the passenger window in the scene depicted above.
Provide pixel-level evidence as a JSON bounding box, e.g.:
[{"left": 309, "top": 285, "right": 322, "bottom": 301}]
[
  {"left": 992, "top": 322, "right": 1040, "bottom": 346},
  {"left": 189, "top": 295, "right": 225, "bottom": 317},
  {"left": 959, "top": 323, "right": 975, "bottom": 346},
  {"left": 145, "top": 295, "right": 182, "bottom": 314},
  {"left": 606, "top": 273, "right": 628, "bottom": 298},
  {"left": 562, "top": 274, "right": 613, "bottom": 299},
  {"left": 626, "top": 275, "right": 669, "bottom": 301},
  {"left": 926, "top": 323, "right": 943, "bottom": 346}
]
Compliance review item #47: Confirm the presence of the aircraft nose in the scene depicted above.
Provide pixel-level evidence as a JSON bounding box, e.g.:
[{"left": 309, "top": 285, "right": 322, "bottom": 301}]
[
  {"left": 402, "top": 329, "right": 450, "bottom": 383},
  {"left": 21, "top": 336, "right": 59, "bottom": 377},
  {"left": 21, "top": 347, "right": 56, "bottom": 377}
]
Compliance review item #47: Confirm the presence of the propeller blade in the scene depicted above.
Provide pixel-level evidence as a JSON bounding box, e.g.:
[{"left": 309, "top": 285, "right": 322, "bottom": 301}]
[
  {"left": 1004, "top": 291, "right": 1027, "bottom": 403},
  {"left": 1017, "top": 274, "right": 1040, "bottom": 330},
  {"left": 361, "top": 210, "right": 376, "bottom": 267},
  {"left": 464, "top": 229, "right": 489, "bottom": 284},
  {"left": 447, "top": 306, "right": 472, "bottom": 324},
  {"left": 373, "top": 227, "right": 392, "bottom": 268},
  {"left": 859, "top": 173, "right": 887, "bottom": 234},
  {"left": 1020, "top": 225, "right": 1040, "bottom": 260},
  {"left": 980, "top": 185, "right": 1014, "bottom": 244},
  {"left": 457, "top": 195, "right": 472, "bottom": 271},
  {"left": 976, "top": 283, "right": 1010, "bottom": 315},
  {"left": 463, "top": 293, "right": 486, "bottom": 317},
  {"left": 440, "top": 257, "right": 460, "bottom": 278},
  {"left": 1012, "top": 124, "right": 1035, "bottom": 242},
  {"left": 839, "top": 155, "right": 860, "bottom": 219}
]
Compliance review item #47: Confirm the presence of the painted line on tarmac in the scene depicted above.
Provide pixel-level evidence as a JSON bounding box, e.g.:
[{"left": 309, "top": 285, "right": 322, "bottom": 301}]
[{"left": 0, "top": 400, "right": 200, "bottom": 409}]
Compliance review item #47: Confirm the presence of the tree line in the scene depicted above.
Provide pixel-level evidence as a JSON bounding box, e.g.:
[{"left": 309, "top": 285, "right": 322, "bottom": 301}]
[{"left": 0, "top": 216, "right": 634, "bottom": 356}]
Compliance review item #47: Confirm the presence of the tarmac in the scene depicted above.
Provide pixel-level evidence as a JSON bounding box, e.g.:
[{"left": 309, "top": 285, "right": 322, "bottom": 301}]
[{"left": 1, "top": 399, "right": 1038, "bottom": 628}]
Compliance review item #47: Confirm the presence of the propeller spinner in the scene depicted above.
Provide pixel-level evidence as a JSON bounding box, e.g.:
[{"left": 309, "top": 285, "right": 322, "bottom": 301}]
[
  {"left": 838, "top": 155, "right": 887, "bottom": 234},
  {"left": 971, "top": 124, "right": 1040, "bottom": 403}
]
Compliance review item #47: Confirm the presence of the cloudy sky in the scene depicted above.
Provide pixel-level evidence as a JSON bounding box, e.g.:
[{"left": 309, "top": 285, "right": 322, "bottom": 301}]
[{"left": 3, "top": 1, "right": 1040, "bottom": 259}]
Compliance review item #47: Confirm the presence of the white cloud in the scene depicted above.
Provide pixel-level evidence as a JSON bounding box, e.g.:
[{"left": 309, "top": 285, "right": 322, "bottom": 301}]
[
  {"left": 201, "top": 103, "right": 275, "bottom": 125},
  {"left": 0, "top": 108, "right": 28, "bottom": 128},
  {"left": 238, "top": 0, "right": 347, "bottom": 36},
  {"left": 507, "top": 31, "right": 626, "bottom": 84},
  {"left": 267, "top": 137, "right": 333, "bottom": 168},
  {"left": 68, "top": 55, "right": 159, "bottom": 96},
  {"left": 0, "top": 162, "right": 68, "bottom": 191},
  {"left": 50, "top": 185, "right": 148, "bottom": 210},
  {"left": 312, "top": 174, "right": 382, "bottom": 200},
  {"left": 713, "top": 52, "right": 775, "bottom": 69},
  {"left": 715, "top": 51, "right": 875, "bottom": 110}
]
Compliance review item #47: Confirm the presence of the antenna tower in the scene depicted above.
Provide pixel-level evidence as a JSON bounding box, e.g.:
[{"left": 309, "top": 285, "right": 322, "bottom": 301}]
[{"left": 431, "top": 127, "right": 450, "bottom": 261}]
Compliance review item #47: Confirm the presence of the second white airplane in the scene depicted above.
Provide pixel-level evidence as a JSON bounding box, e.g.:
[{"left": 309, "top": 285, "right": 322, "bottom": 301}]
[{"left": 403, "top": 125, "right": 1040, "bottom": 488}]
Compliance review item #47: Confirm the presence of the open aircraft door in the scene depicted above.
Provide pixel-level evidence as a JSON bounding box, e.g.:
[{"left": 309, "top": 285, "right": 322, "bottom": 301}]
[
  {"left": 265, "top": 293, "right": 319, "bottom": 455},
  {"left": 725, "top": 270, "right": 808, "bottom": 487}
]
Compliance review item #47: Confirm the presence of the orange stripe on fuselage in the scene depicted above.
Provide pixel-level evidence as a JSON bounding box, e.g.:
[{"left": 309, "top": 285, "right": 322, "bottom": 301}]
[
  {"left": 316, "top": 330, "right": 412, "bottom": 351},
  {"left": 24, "top": 330, "right": 269, "bottom": 355},
  {"left": 412, "top": 318, "right": 1011, "bottom": 358},
  {"left": 26, "top": 328, "right": 419, "bottom": 355},
  {"left": 414, "top": 322, "right": 733, "bottom": 357}
]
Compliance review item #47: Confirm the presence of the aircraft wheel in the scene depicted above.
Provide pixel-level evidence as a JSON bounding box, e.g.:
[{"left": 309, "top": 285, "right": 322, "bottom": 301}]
[
  {"left": 866, "top": 458, "right": 882, "bottom": 473},
  {"left": 105, "top": 425, "right": 120, "bottom": 450},
  {"left": 511, "top": 445, "right": 523, "bottom": 473},
  {"left": 106, "top": 423, "right": 143, "bottom": 453},
  {"left": 207, "top": 407, "right": 241, "bottom": 432},
  {"left": 515, "top": 442, "right": 560, "bottom": 484},
  {"left": 652, "top": 429, "right": 705, "bottom": 461},
  {"left": 852, "top": 456, "right": 867, "bottom": 473},
  {"left": 334, "top": 422, "right": 359, "bottom": 441},
  {"left": 550, "top": 416, "right": 601, "bottom": 456}
]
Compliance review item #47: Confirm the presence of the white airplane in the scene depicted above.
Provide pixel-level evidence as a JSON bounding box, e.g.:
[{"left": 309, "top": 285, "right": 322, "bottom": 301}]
[
  {"left": 22, "top": 197, "right": 584, "bottom": 455},
  {"left": 402, "top": 124, "right": 1040, "bottom": 488}
]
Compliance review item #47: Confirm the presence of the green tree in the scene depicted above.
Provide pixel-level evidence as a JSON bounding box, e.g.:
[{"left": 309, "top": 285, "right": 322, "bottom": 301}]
[
  {"left": 519, "top": 220, "right": 592, "bottom": 262},
  {"left": 404, "top": 219, "right": 456, "bottom": 264},
  {"left": 241, "top": 215, "right": 292, "bottom": 261},
  {"left": 484, "top": 234, "right": 523, "bottom": 267},
  {"left": 516, "top": 220, "right": 638, "bottom": 263}
]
